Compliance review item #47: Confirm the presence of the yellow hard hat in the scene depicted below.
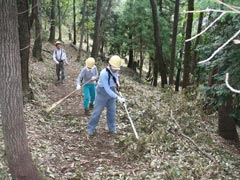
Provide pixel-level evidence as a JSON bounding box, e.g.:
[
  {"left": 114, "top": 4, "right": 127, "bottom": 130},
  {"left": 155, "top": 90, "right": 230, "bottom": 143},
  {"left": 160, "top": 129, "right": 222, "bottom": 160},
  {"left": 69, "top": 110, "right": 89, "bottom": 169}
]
[
  {"left": 55, "top": 41, "right": 62, "bottom": 45},
  {"left": 109, "top": 55, "right": 121, "bottom": 70},
  {"left": 85, "top": 57, "right": 95, "bottom": 68}
]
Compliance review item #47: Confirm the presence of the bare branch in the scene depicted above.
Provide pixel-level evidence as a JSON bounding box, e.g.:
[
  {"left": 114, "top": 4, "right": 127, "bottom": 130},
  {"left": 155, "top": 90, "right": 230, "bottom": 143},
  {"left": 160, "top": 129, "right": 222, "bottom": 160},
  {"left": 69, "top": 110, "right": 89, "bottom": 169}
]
[
  {"left": 186, "top": 12, "right": 226, "bottom": 42},
  {"left": 184, "top": 9, "right": 235, "bottom": 14},
  {"left": 214, "top": 0, "right": 240, "bottom": 14},
  {"left": 198, "top": 29, "right": 240, "bottom": 64},
  {"left": 225, "top": 73, "right": 240, "bottom": 93}
]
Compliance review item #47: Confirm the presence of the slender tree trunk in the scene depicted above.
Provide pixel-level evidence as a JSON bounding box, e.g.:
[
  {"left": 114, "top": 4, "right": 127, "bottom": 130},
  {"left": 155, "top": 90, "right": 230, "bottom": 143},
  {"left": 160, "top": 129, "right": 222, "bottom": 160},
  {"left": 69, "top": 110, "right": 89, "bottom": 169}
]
[
  {"left": 17, "top": 0, "right": 33, "bottom": 101},
  {"left": 77, "top": 0, "right": 87, "bottom": 60},
  {"left": 139, "top": 35, "right": 144, "bottom": 79},
  {"left": 218, "top": 96, "right": 239, "bottom": 142},
  {"left": 49, "top": 0, "right": 56, "bottom": 43},
  {"left": 128, "top": 33, "right": 134, "bottom": 68},
  {"left": 0, "top": 1, "right": 42, "bottom": 179},
  {"left": 169, "top": 0, "right": 180, "bottom": 85},
  {"left": 91, "top": 0, "right": 103, "bottom": 59},
  {"left": 191, "top": 12, "right": 203, "bottom": 74},
  {"left": 32, "top": 0, "right": 43, "bottom": 61},
  {"left": 150, "top": 0, "right": 167, "bottom": 87},
  {"left": 73, "top": 0, "right": 76, "bottom": 45},
  {"left": 182, "top": 0, "right": 194, "bottom": 88},
  {"left": 57, "top": 0, "right": 62, "bottom": 41}
]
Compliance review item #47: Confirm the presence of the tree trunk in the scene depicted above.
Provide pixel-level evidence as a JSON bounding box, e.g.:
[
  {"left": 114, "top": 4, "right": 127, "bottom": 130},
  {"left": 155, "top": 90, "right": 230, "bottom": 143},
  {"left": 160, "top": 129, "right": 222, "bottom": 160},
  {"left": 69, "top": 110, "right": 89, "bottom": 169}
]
[
  {"left": 218, "top": 96, "right": 239, "bottom": 142},
  {"left": 17, "top": 0, "right": 33, "bottom": 102},
  {"left": 49, "top": 0, "right": 56, "bottom": 43},
  {"left": 73, "top": 0, "right": 76, "bottom": 45},
  {"left": 77, "top": 0, "right": 87, "bottom": 60},
  {"left": 128, "top": 33, "right": 134, "bottom": 68},
  {"left": 191, "top": 12, "right": 203, "bottom": 74},
  {"left": 169, "top": 0, "right": 180, "bottom": 85},
  {"left": 182, "top": 0, "right": 194, "bottom": 88},
  {"left": 32, "top": 0, "right": 43, "bottom": 61},
  {"left": 139, "top": 35, "right": 144, "bottom": 79},
  {"left": 150, "top": 0, "right": 167, "bottom": 87},
  {"left": 57, "top": 0, "right": 62, "bottom": 41},
  {"left": 0, "top": 1, "right": 42, "bottom": 179},
  {"left": 91, "top": 0, "right": 103, "bottom": 59}
]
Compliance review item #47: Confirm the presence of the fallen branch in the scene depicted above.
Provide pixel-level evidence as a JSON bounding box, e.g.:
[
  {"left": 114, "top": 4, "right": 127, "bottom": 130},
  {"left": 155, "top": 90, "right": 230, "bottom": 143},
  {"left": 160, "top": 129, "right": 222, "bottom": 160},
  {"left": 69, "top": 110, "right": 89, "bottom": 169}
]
[
  {"left": 225, "top": 73, "right": 240, "bottom": 93},
  {"left": 42, "top": 49, "right": 52, "bottom": 54},
  {"left": 170, "top": 110, "right": 217, "bottom": 162},
  {"left": 186, "top": 12, "right": 225, "bottom": 42},
  {"left": 198, "top": 29, "right": 240, "bottom": 64}
]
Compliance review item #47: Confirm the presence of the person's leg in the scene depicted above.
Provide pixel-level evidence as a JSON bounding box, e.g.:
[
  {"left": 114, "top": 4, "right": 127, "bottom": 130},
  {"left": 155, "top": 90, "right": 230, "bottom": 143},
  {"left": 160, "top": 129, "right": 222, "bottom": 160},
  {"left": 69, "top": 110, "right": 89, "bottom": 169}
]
[
  {"left": 61, "top": 62, "right": 65, "bottom": 80},
  {"left": 106, "top": 97, "right": 116, "bottom": 133},
  {"left": 87, "top": 87, "right": 107, "bottom": 135},
  {"left": 83, "top": 85, "right": 90, "bottom": 110},
  {"left": 89, "top": 84, "right": 96, "bottom": 105},
  {"left": 56, "top": 64, "right": 60, "bottom": 80}
]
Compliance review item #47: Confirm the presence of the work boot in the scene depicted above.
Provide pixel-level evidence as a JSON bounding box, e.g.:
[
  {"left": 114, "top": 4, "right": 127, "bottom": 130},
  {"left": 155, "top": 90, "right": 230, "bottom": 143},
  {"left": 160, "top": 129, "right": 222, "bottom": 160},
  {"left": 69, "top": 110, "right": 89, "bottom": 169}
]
[
  {"left": 84, "top": 109, "right": 90, "bottom": 116},
  {"left": 89, "top": 103, "right": 94, "bottom": 110}
]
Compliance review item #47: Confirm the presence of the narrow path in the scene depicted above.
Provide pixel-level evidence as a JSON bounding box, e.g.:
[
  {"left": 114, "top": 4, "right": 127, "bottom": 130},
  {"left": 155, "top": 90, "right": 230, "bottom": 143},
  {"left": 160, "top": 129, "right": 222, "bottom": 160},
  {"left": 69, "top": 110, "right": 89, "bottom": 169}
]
[{"left": 40, "top": 44, "right": 136, "bottom": 179}]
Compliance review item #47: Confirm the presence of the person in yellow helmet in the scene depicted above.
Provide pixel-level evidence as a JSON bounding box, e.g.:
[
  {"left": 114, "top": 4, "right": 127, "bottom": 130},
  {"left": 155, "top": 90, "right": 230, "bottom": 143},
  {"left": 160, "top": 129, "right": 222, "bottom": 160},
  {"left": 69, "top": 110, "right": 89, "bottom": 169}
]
[
  {"left": 76, "top": 57, "right": 98, "bottom": 115},
  {"left": 87, "top": 55, "right": 126, "bottom": 136}
]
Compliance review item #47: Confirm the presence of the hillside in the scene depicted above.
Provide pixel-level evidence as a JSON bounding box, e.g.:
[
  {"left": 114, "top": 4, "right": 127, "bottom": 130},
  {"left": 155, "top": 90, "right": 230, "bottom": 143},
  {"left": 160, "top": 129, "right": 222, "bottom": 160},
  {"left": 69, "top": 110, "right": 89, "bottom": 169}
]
[{"left": 0, "top": 42, "right": 240, "bottom": 180}]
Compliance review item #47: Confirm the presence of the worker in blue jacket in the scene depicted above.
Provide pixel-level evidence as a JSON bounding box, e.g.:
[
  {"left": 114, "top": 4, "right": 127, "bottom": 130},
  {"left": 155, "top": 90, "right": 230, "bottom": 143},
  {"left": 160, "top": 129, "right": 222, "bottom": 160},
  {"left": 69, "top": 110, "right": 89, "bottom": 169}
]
[{"left": 87, "top": 55, "right": 125, "bottom": 136}]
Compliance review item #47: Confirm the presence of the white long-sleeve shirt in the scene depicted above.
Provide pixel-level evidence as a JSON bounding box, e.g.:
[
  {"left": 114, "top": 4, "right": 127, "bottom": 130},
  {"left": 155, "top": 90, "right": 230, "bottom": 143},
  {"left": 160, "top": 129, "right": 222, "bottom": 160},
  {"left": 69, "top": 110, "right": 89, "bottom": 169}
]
[{"left": 52, "top": 48, "right": 68, "bottom": 64}]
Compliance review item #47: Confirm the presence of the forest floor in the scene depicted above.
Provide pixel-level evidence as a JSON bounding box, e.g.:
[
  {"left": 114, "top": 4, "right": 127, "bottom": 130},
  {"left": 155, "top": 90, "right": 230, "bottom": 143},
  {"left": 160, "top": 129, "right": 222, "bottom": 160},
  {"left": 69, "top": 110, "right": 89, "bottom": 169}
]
[{"left": 1, "top": 41, "right": 240, "bottom": 180}]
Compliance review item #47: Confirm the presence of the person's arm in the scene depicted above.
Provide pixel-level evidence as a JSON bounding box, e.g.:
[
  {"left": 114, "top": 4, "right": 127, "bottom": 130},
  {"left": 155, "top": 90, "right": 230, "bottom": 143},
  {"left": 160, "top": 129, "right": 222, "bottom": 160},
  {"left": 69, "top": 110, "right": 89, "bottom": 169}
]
[
  {"left": 101, "top": 72, "right": 118, "bottom": 98},
  {"left": 62, "top": 50, "right": 69, "bottom": 65},
  {"left": 52, "top": 50, "right": 59, "bottom": 64},
  {"left": 76, "top": 69, "right": 85, "bottom": 86}
]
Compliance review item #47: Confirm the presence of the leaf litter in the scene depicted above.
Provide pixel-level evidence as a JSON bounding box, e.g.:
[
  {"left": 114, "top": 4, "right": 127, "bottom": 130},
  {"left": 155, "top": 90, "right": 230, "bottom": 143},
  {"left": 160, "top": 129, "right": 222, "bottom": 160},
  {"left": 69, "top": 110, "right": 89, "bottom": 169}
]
[{"left": 0, "top": 42, "right": 240, "bottom": 179}]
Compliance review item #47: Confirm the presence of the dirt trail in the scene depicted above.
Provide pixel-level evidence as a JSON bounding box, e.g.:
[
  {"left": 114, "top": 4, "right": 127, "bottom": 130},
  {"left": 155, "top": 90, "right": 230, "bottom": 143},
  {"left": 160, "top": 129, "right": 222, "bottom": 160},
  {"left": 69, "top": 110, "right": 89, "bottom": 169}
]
[{"left": 39, "top": 43, "right": 135, "bottom": 179}]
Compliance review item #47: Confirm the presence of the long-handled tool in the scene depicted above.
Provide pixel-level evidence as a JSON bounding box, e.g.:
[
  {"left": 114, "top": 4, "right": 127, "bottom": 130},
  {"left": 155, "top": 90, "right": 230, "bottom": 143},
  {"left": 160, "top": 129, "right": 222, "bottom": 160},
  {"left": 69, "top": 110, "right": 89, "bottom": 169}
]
[
  {"left": 119, "top": 92, "right": 139, "bottom": 139},
  {"left": 45, "top": 79, "right": 92, "bottom": 113}
]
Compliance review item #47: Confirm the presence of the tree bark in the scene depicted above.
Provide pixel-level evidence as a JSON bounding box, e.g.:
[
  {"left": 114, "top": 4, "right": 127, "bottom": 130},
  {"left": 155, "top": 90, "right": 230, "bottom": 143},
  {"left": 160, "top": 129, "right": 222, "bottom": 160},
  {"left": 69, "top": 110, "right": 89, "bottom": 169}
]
[
  {"left": 0, "top": 1, "right": 42, "bottom": 179},
  {"left": 73, "top": 0, "right": 76, "bottom": 45},
  {"left": 91, "top": 0, "right": 103, "bottom": 59},
  {"left": 182, "top": 0, "right": 194, "bottom": 88},
  {"left": 128, "top": 33, "right": 134, "bottom": 68},
  {"left": 169, "top": 0, "right": 180, "bottom": 85},
  {"left": 77, "top": 0, "right": 87, "bottom": 60},
  {"left": 150, "top": 0, "right": 167, "bottom": 87},
  {"left": 49, "top": 0, "right": 56, "bottom": 43},
  {"left": 218, "top": 96, "right": 239, "bottom": 142},
  {"left": 17, "top": 0, "right": 33, "bottom": 101},
  {"left": 191, "top": 12, "right": 203, "bottom": 74},
  {"left": 139, "top": 34, "right": 144, "bottom": 79},
  {"left": 32, "top": 0, "right": 43, "bottom": 61},
  {"left": 57, "top": 0, "right": 62, "bottom": 41}
]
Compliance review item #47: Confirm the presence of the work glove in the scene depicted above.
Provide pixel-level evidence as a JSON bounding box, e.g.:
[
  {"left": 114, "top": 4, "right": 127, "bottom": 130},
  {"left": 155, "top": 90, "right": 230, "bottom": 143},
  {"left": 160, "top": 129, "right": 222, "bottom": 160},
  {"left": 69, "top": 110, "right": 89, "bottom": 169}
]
[
  {"left": 117, "top": 96, "right": 126, "bottom": 104},
  {"left": 55, "top": 60, "right": 59, "bottom": 64},
  {"left": 91, "top": 76, "right": 97, "bottom": 80},
  {"left": 76, "top": 84, "right": 81, "bottom": 90}
]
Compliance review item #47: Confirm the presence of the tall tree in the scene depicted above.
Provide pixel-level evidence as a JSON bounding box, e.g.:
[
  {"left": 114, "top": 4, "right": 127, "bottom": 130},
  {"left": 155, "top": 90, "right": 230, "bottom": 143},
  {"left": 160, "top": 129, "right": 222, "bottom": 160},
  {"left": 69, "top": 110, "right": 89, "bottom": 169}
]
[
  {"left": 57, "top": 0, "right": 62, "bottom": 40},
  {"left": 49, "top": 0, "right": 56, "bottom": 43},
  {"left": 169, "top": 0, "right": 180, "bottom": 85},
  {"left": 149, "top": 0, "right": 167, "bottom": 87},
  {"left": 182, "top": 0, "right": 194, "bottom": 88},
  {"left": 17, "top": 0, "right": 33, "bottom": 101},
  {"left": 32, "top": 0, "right": 43, "bottom": 61},
  {"left": 218, "top": 96, "right": 239, "bottom": 142},
  {"left": 77, "top": 0, "right": 87, "bottom": 60},
  {"left": 73, "top": 0, "right": 76, "bottom": 45},
  {"left": 0, "top": 1, "right": 42, "bottom": 179},
  {"left": 91, "top": 0, "right": 103, "bottom": 59}
]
